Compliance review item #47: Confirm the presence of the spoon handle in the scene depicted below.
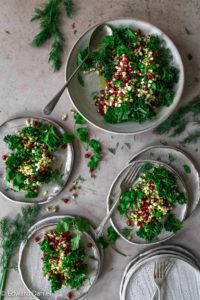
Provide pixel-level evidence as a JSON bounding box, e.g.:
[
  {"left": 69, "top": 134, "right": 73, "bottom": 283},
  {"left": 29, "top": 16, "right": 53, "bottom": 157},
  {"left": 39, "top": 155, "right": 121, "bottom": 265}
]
[{"left": 43, "top": 55, "right": 88, "bottom": 115}]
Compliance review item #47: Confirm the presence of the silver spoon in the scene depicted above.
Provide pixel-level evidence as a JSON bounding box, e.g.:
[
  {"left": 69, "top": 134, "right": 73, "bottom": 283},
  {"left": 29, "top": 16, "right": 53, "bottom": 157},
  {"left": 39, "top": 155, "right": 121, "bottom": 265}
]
[{"left": 43, "top": 24, "right": 113, "bottom": 115}]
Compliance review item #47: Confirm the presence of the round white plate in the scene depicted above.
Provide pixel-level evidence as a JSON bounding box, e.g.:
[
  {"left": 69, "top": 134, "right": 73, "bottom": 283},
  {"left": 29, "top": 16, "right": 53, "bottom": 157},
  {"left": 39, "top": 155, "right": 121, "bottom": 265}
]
[
  {"left": 107, "top": 160, "right": 188, "bottom": 245},
  {"left": 120, "top": 246, "right": 200, "bottom": 297},
  {"left": 66, "top": 18, "right": 184, "bottom": 135},
  {"left": 0, "top": 117, "right": 74, "bottom": 204},
  {"left": 129, "top": 145, "right": 200, "bottom": 217},
  {"left": 18, "top": 215, "right": 102, "bottom": 300},
  {"left": 121, "top": 253, "right": 200, "bottom": 300}
]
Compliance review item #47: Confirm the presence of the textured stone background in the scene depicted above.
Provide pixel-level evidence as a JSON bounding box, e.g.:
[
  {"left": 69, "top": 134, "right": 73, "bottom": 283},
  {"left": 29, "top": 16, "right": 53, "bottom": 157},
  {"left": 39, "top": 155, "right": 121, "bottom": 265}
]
[{"left": 0, "top": 0, "right": 200, "bottom": 299}]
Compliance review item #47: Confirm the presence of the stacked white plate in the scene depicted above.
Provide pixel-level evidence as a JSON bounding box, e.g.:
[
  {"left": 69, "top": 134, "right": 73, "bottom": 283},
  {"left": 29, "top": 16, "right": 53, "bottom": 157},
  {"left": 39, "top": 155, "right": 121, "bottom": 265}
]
[{"left": 120, "top": 245, "right": 200, "bottom": 300}]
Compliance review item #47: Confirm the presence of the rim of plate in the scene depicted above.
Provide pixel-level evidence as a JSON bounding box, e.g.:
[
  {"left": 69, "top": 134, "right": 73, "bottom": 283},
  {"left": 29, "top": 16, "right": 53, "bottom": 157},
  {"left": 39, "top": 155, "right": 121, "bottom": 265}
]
[
  {"left": 0, "top": 116, "right": 74, "bottom": 205},
  {"left": 106, "top": 159, "right": 188, "bottom": 246},
  {"left": 65, "top": 17, "right": 184, "bottom": 135},
  {"left": 18, "top": 214, "right": 103, "bottom": 300},
  {"left": 119, "top": 245, "right": 200, "bottom": 296},
  {"left": 129, "top": 144, "right": 200, "bottom": 218},
  {"left": 121, "top": 253, "right": 200, "bottom": 300}
]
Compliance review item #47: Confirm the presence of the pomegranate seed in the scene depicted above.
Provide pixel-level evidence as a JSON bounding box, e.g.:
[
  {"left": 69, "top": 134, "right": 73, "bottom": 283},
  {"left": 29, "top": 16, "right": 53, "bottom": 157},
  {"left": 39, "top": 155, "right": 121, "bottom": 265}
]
[
  {"left": 87, "top": 243, "right": 93, "bottom": 248},
  {"left": 112, "top": 101, "right": 117, "bottom": 107},
  {"left": 43, "top": 144, "right": 48, "bottom": 150},
  {"left": 119, "top": 92, "right": 125, "bottom": 98},
  {"left": 100, "top": 89, "right": 105, "bottom": 95},
  {"left": 2, "top": 155, "right": 8, "bottom": 161},
  {"left": 115, "top": 74, "right": 121, "bottom": 80},
  {"left": 136, "top": 29, "right": 142, "bottom": 35},
  {"left": 123, "top": 55, "right": 128, "bottom": 63},
  {"left": 123, "top": 78, "right": 129, "bottom": 84},
  {"left": 149, "top": 185, "right": 154, "bottom": 191},
  {"left": 62, "top": 231, "right": 71, "bottom": 239},
  {"left": 137, "top": 221, "right": 142, "bottom": 227},
  {"left": 63, "top": 198, "right": 69, "bottom": 204},
  {"left": 112, "top": 92, "right": 118, "bottom": 97},
  {"left": 30, "top": 176, "right": 36, "bottom": 182},
  {"left": 33, "top": 120, "right": 39, "bottom": 126},
  {"left": 147, "top": 74, "right": 154, "bottom": 80},
  {"left": 148, "top": 61, "right": 153, "bottom": 66},
  {"left": 57, "top": 273, "right": 65, "bottom": 281},
  {"left": 28, "top": 143, "right": 34, "bottom": 149},
  {"left": 85, "top": 152, "right": 91, "bottom": 158},
  {"left": 61, "top": 144, "right": 67, "bottom": 150},
  {"left": 144, "top": 86, "right": 148, "bottom": 91},
  {"left": 140, "top": 41, "right": 145, "bottom": 47},
  {"left": 98, "top": 104, "right": 104, "bottom": 115},
  {"left": 67, "top": 291, "right": 74, "bottom": 299},
  {"left": 126, "top": 219, "right": 131, "bottom": 226},
  {"left": 152, "top": 51, "right": 158, "bottom": 58},
  {"left": 43, "top": 252, "right": 47, "bottom": 257},
  {"left": 35, "top": 236, "right": 41, "bottom": 243},
  {"left": 89, "top": 168, "right": 94, "bottom": 174}
]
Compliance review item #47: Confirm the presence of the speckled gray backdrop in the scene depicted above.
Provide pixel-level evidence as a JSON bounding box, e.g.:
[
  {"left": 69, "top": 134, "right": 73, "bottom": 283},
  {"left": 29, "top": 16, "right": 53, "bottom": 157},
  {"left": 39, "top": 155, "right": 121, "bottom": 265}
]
[{"left": 0, "top": 1, "right": 200, "bottom": 299}]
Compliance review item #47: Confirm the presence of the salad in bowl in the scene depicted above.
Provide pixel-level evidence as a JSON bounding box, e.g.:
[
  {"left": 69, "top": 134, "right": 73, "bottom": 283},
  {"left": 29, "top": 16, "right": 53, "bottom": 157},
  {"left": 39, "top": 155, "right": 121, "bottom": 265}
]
[{"left": 66, "top": 19, "right": 184, "bottom": 134}]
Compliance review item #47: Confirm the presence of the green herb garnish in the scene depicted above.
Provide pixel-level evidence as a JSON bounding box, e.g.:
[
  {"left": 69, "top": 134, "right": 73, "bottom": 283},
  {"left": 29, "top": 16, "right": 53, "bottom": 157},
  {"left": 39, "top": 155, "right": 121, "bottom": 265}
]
[
  {"left": 0, "top": 204, "right": 40, "bottom": 299},
  {"left": 164, "top": 213, "right": 182, "bottom": 233},
  {"left": 187, "top": 53, "right": 193, "bottom": 60},
  {"left": 154, "top": 95, "right": 200, "bottom": 137},
  {"left": 31, "top": 0, "right": 74, "bottom": 71},
  {"left": 183, "top": 164, "right": 191, "bottom": 174},
  {"left": 74, "top": 112, "right": 87, "bottom": 125}
]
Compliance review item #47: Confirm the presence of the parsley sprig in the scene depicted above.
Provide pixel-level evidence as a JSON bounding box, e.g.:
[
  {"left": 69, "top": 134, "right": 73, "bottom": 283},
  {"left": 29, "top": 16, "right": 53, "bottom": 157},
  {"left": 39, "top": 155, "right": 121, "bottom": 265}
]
[
  {"left": 31, "top": 0, "right": 74, "bottom": 71},
  {"left": 0, "top": 204, "right": 41, "bottom": 300},
  {"left": 73, "top": 113, "right": 102, "bottom": 173}
]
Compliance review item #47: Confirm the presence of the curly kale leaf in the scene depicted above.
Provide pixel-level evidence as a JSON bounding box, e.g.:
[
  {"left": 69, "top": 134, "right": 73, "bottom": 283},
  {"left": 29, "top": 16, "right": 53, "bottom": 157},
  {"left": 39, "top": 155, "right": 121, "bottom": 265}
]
[{"left": 136, "top": 221, "right": 163, "bottom": 242}]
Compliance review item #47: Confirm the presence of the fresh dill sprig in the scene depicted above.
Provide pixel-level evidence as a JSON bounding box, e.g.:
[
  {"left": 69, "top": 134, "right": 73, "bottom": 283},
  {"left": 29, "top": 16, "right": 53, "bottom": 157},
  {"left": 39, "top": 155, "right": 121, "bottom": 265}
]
[
  {"left": 64, "top": 0, "right": 74, "bottom": 17},
  {"left": 180, "top": 130, "right": 200, "bottom": 145},
  {"left": 0, "top": 204, "right": 41, "bottom": 300},
  {"left": 31, "top": 0, "right": 74, "bottom": 71},
  {"left": 154, "top": 95, "right": 200, "bottom": 136}
]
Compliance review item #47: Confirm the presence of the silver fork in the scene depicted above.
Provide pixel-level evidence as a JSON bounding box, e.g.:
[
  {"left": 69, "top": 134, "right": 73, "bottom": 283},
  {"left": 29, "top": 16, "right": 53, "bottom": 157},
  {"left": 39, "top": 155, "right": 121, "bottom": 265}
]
[
  {"left": 152, "top": 260, "right": 174, "bottom": 300},
  {"left": 95, "top": 162, "right": 140, "bottom": 238}
]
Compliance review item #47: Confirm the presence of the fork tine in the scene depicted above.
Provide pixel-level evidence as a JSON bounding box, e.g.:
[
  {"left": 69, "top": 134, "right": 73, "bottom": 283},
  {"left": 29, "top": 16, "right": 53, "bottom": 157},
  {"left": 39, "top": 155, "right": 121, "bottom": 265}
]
[
  {"left": 123, "top": 164, "right": 137, "bottom": 184},
  {"left": 125, "top": 165, "right": 140, "bottom": 185},
  {"left": 128, "top": 166, "right": 140, "bottom": 185}
]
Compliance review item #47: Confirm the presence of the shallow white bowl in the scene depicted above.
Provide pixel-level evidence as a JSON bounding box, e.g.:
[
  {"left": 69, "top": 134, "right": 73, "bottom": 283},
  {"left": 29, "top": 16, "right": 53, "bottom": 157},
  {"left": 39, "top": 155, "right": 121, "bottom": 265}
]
[{"left": 66, "top": 18, "right": 184, "bottom": 135}]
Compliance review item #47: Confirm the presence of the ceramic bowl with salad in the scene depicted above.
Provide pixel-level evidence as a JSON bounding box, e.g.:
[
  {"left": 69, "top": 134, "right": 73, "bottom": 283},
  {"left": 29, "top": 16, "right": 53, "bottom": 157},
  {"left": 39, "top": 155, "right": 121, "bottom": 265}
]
[
  {"left": 107, "top": 161, "right": 188, "bottom": 245},
  {"left": 0, "top": 117, "right": 74, "bottom": 204},
  {"left": 18, "top": 215, "right": 102, "bottom": 300},
  {"left": 66, "top": 19, "right": 184, "bottom": 134}
]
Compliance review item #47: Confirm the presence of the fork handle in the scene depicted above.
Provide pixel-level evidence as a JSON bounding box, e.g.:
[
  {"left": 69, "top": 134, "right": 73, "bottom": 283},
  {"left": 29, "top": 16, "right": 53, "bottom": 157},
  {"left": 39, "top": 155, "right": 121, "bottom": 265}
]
[
  {"left": 152, "top": 288, "right": 161, "bottom": 300},
  {"left": 95, "top": 192, "right": 122, "bottom": 238}
]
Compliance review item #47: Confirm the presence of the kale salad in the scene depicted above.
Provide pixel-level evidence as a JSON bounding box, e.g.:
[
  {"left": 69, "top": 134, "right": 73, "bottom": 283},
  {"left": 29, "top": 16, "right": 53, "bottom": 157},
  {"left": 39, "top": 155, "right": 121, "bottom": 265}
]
[
  {"left": 78, "top": 27, "right": 179, "bottom": 124},
  {"left": 37, "top": 217, "right": 95, "bottom": 296},
  {"left": 2, "top": 119, "right": 73, "bottom": 198},
  {"left": 118, "top": 164, "right": 187, "bottom": 243}
]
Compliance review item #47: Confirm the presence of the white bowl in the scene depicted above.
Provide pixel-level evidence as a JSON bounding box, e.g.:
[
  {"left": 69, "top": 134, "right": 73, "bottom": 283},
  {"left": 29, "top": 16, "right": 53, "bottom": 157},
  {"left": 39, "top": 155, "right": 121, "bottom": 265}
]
[{"left": 66, "top": 18, "right": 184, "bottom": 135}]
